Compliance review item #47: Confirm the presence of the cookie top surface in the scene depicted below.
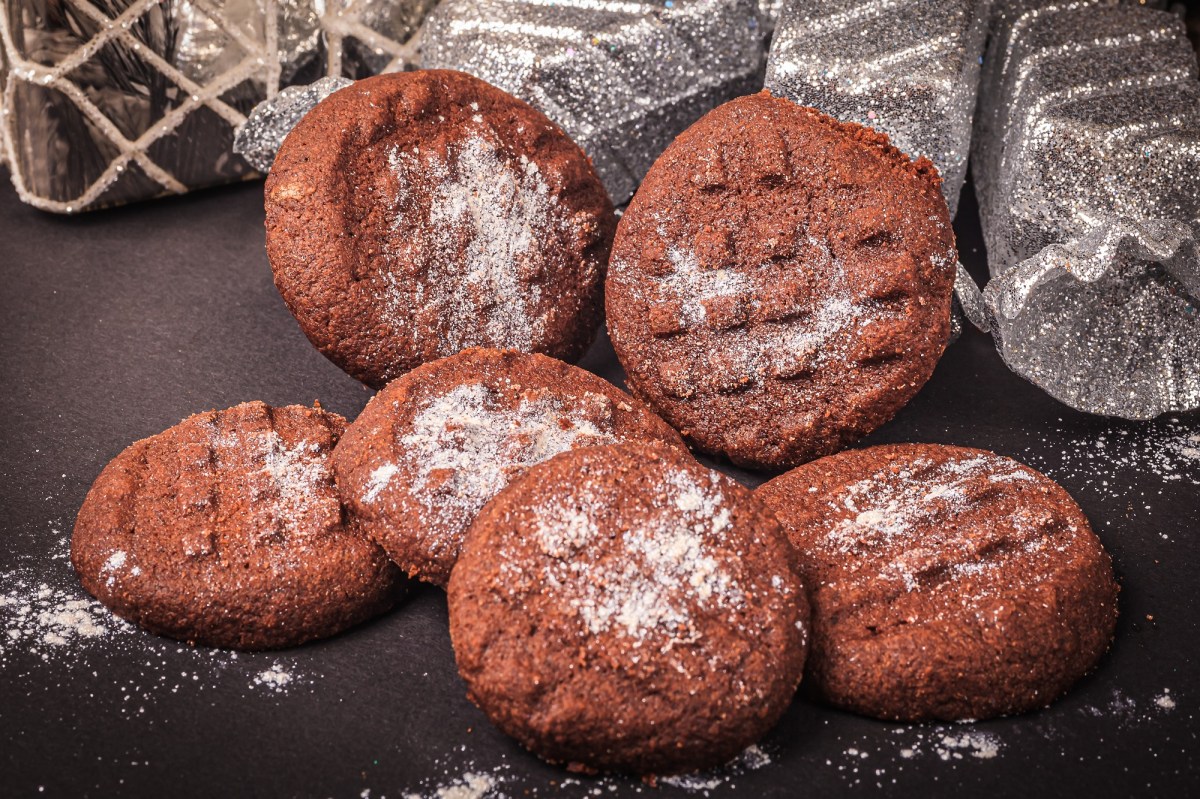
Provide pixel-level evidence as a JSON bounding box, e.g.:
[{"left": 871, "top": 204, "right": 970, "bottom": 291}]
[
  {"left": 266, "top": 70, "right": 615, "bottom": 388},
  {"left": 71, "top": 402, "right": 405, "bottom": 650},
  {"left": 756, "top": 443, "right": 1119, "bottom": 721},
  {"left": 606, "top": 91, "right": 957, "bottom": 469},
  {"left": 448, "top": 442, "right": 810, "bottom": 775},
  {"left": 332, "top": 348, "right": 685, "bottom": 587}
]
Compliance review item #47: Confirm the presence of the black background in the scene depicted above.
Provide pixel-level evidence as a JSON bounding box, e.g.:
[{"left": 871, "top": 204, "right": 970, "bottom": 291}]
[{"left": 0, "top": 165, "right": 1196, "bottom": 799}]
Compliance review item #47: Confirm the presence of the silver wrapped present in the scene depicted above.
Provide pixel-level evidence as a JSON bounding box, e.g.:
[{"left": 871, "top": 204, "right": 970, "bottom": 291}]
[
  {"left": 966, "top": 2, "right": 1200, "bottom": 418},
  {"left": 0, "top": 0, "right": 434, "bottom": 213},
  {"left": 763, "top": 0, "right": 990, "bottom": 216},
  {"left": 419, "top": 0, "right": 768, "bottom": 205}
]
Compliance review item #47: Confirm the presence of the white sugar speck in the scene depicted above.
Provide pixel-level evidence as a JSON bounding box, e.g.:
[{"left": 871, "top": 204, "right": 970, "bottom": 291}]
[
  {"left": 363, "top": 463, "right": 399, "bottom": 504},
  {"left": 252, "top": 663, "right": 294, "bottom": 693}
]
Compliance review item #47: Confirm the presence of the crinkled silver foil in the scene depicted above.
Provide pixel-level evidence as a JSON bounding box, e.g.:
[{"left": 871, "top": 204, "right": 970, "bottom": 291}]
[
  {"left": 983, "top": 219, "right": 1200, "bottom": 419},
  {"left": 1, "top": 0, "right": 433, "bottom": 213},
  {"left": 419, "top": 0, "right": 768, "bottom": 205},
  {"left": 763, "top": 0, "right": 990, "bottom": 217},
  {"left": 233, "top": 76, "right": 352, "bottom": 172},
  {"left": 969, "top": 2, "right": 1200, "bottom": 418}
]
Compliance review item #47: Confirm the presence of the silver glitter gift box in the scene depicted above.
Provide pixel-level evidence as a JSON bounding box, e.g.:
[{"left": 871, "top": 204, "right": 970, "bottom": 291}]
[
  {"left": 0, "top": 0, "right": 434, "bottom": 213},
  {"left": 420, "top": 0, "right": 768, "bottom": 205},
  {"left": 763, "top": 0, "right": 990, "bottom": 216},
  {"left": 965, "top": 2, "right": 1200, "bottom": 419}
]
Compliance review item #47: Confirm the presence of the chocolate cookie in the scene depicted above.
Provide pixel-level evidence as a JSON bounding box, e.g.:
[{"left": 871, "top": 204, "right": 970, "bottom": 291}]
[
  {"left": 266, "top": 70, "right": 615, "bottom": 389},
  {"left": 72, "top": 401, "right": 406, "bottom": 650},
  {"left": 333, "top": 348, "right": 685, "bottom": 587},
  {"left": 756, "top": 443, "right": 1119, "bottom": 722},
  {"left": 448, "top": 442, "right": 810, "bottom": 775},
  {"left": 606, "top": 91, "right": 957, "bottom": 469}
]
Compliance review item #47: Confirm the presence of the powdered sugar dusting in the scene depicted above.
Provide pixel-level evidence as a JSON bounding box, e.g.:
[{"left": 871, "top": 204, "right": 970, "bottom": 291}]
[
  {"left": 213, "top": 425, "right": 332, "bottom": 537},
  {"left": 252, "top": 662, "right": 295, "bottom": 692},
  {"left": 382, "top": 132, "right": 584, "bottom": 355},
  {"left": 632, "top": 235, "right": 899, "bottom": 393},
  {"left": 369, "top": 382, "right": 618, "bottom": 557},
  {"left": 813, "top": 451, "right": 1067, "bottom": 595},
  {"left": 1, "top": 582, "right": 111, "bottom": 652},
  {"left": 527, "top": 465, "right": 754, "bottom": 651}
]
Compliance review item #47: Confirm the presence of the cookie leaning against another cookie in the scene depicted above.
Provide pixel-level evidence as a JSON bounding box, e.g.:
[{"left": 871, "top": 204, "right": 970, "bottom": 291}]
[
  {"left": 448, "top": 442, "right": 810, "bottom": 776},
  {"left": 265, "top": 70, "right": 615, "bottom": 389},
  {"left": 756, "top": 443, "right": 1119, "bottom": 722},
  {"left": 332, "top": 348, "right": 685, "bottom": 587},
  {"left": 72, "top": 401, "right": 407, "bottom": 651},
  {"left": 607, "top": 90, "right": 957, "bottom": 469}
]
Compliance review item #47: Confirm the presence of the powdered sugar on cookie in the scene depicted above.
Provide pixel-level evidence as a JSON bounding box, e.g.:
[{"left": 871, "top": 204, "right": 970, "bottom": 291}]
[{"left": 383, "top": 132, "right": 584, "bottom": 354}]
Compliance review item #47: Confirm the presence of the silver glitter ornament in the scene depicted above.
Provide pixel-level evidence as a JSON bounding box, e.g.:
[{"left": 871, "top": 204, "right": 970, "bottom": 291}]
[
  {"left": 233, "top": 76, "right": 352, "bottom": 173},
  {"left": 967, "top": 2, "right": 1200, "bottom": 419},
  {"left": 419, "top": 0, "right": 768, "bottom": 205},
  {"left": 763, "top": 0, "right": 990, "bottom": 216}
]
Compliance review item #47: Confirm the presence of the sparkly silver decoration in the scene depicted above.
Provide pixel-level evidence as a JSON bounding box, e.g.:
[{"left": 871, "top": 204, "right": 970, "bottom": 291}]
[
  {"left": 0, "top": 0, "right": 434, "bottom": 213},
  {"left": 984, "top": 219, "right": 1200, "bottom": 418},
  {"left": 971, "top": 2, "right": 1200, "bottom": 418},
  {"left": 953, "top": 263, "right": 991, "bottom": 334},
  {"left": 419, "top": 0, "right": 768, "bottom": 205},
  {"left": 234, "top": 75, "right": 351, "bottom": 172},
  {"left": 763, "top": 0, "right": 990, "bottom": 216}
]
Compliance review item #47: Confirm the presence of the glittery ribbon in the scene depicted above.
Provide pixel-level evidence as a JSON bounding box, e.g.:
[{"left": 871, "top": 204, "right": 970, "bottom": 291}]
[
  {"left": 234, "top": 76, "right": 353, "bottom": 172},
  {"left": 764, "top": 0, "right": 991, "bottom": 217}
]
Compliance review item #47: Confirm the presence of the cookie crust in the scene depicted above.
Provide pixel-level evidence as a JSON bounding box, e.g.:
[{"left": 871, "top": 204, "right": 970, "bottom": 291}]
[
  {"left": 757, "top": 443, "right": 1119, "bottom": 721},
  {"left": 72, "top": 401, "right": 406, "bottom": 650},
  {"left": 607, "top": 91, "right": 957, "bottom": 469}
]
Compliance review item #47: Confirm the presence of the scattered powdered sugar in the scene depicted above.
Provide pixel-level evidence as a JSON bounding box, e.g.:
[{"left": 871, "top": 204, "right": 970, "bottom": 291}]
[
  {"left": 404, "top": 772, "right": 499, "bottom": 799},
  {"left": 528, "top": 465, "right": 753, "bottom": 652},
  {"left": 369, "top": 382, "right": 618, "bottom": 556},
  {"left": 1080, "top": 687, "right": 1183, "bottom": 724},
  {"left": 659, "top": 245, "right": 751, "bottom": 328},
  {"left": 0, "top": 581, "right": 114, "bottom": 653},
  {"left": 1021, "top": 417, "right": 1200, "bottom": 525},
  {"left": 383, "top": 132, "right": 582, "bottom": 354},
  {"left": 816, "top": 451, "right": 1062, "bottom": 594},
  {"left": 252, "top": 662, "right": 295, "bottom": 692},
  {"left": 931, "top": 732, "right": 1002, "bottom": 761},
  {"left": 1154, "top": 690, "right": 1177, "bottom": 711},
  {"left": 3, "top": 533, "right": 318, "bottom": 710},
  {"left": 660, "top": 744, "right": 773, "bottom": 794}
]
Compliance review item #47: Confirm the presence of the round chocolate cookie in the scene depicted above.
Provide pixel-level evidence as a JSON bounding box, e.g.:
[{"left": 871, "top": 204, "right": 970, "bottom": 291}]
[
  {"left": 448, "top": 442, "right": 810, "bottom": 775},
  {"left": 606, "top": 91, "right": 958, "bottom": 469},
  {"left": 266, "top": 70, "right": 615, "bottom": 389},
  {"left": 333, "top": 348, "right": 685, "bottom": 587},
  {"left": 756, "top": 443, "right": 1119, "bottom": 722},
  {"left": 72, "top": 401, "right": 406, "bottom": 650}
]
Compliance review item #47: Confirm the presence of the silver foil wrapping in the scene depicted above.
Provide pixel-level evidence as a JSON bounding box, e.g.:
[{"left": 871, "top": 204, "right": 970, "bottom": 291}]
[
  {"left": 233, "top": 75, "right": 351, "bottom": 172},
  {"left": 969, "top": 2, "right": 1200, "bottom": 419},
  {"left": 419, "top": 0, "right": 768, "bottom": 205},
  {"left": 763, "top": 0, "right": 990, "bottom": 216},
  {"left": 0, "top": 0, "right": 433, "bottom": 213}
]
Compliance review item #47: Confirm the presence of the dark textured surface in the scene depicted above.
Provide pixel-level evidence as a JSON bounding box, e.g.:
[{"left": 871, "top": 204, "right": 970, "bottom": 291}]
[{"left": 0, "top": 170, "right": 1196, "bottom": 797}]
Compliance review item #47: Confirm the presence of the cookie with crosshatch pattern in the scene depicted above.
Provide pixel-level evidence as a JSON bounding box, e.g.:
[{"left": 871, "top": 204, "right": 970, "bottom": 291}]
[
  {"left": 266, "top": 70, "right": 615, "bottom": 389},
  {"left": 72, "top": 402, "right": 406, "bottom": 650},
  {"left": 606, "top": 91, "right": 957, "bottom": 469},
  {"left": 757, "top": 443, "right": 1119, "bottom": 721}
]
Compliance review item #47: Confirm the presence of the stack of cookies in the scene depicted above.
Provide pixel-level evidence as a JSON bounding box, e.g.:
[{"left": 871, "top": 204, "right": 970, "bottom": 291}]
[{"left": 72, "top": 71, "right": 1119, "bottom": 778}]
